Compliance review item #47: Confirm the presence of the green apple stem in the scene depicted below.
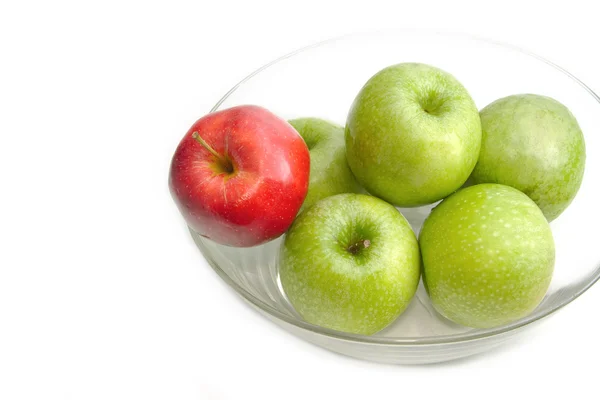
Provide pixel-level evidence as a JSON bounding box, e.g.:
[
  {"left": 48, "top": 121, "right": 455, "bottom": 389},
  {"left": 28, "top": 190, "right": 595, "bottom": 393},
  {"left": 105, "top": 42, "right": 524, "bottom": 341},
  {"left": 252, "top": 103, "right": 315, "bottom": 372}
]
[
  {"left": 191, "top": 132, "right": 229, "bottom": 165},
  {"left": 347, "top": 239, "right": 371, "bottom": 255}
]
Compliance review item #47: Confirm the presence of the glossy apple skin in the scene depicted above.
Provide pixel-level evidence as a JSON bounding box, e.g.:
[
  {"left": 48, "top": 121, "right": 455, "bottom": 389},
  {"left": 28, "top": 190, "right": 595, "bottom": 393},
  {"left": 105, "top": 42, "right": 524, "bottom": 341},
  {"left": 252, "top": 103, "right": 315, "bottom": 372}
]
[
  {"left": 345, "top": 63, "right": 481, "bottom": 207},
  {"left": 419, "top": 184, "right": 555, "bottom": 328},
  {"left": 169, "top": 105, "right": 310, "bottom": 247},
  {"left": 471, "top": 94, "right": 586, "bottom": 221},
  {"left": 280, "top": 193, "right": 421, "bottom": 335}
]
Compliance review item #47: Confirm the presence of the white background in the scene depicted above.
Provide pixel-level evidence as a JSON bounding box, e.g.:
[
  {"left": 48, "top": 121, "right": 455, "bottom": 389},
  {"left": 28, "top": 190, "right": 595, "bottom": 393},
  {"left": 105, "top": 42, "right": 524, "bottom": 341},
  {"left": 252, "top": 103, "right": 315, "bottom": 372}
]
[{"left": 1, "top": 1, "right": 599, "bottom": 399}]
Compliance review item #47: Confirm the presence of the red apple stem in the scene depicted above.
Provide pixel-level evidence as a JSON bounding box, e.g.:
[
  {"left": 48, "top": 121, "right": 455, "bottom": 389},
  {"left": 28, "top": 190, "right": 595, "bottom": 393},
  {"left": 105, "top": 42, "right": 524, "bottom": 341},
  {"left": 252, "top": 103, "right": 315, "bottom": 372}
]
[{"left": 191, "top": 132, "right": 228, "bottom": 164}]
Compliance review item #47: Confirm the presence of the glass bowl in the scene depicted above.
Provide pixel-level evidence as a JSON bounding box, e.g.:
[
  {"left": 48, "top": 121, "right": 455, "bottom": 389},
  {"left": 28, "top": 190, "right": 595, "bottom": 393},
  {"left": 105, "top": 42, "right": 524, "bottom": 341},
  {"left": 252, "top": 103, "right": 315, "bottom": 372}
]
[{"left": 189, "top": 31, "right": 600, "bottom": 364}]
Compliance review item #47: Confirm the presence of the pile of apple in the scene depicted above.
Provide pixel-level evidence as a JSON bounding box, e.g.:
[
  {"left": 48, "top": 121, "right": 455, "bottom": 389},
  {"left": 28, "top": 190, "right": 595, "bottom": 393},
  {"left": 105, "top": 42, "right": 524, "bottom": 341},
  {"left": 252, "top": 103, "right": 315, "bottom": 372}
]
[{"left": 170, "top": 62, "right": 586, "bottom": 335}]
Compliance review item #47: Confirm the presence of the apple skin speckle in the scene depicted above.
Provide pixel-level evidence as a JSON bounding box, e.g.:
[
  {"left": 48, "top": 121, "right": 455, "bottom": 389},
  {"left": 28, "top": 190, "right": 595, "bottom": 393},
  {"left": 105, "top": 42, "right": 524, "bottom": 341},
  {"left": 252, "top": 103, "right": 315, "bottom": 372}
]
[
  {"left": 419, "top": 184, "right": 555, "bottom": 329},
  {"left": 279, "top": 194, "right": 421, "bottom": 335}
]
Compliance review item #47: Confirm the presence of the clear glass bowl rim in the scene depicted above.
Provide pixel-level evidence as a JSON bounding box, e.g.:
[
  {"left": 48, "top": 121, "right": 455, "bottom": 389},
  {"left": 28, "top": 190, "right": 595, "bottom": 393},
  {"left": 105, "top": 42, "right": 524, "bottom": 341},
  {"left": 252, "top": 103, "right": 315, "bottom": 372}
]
[{"left": 200, "top": 31, "right": 600, "bottom": 346}]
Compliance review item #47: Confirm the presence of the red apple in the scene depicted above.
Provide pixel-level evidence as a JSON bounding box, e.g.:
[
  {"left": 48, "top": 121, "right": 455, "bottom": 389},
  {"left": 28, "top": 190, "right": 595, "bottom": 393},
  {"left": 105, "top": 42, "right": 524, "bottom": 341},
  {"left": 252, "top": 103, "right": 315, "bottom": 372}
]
[{"left": 169, "top": 105, "right": 310, "bottom": 247}]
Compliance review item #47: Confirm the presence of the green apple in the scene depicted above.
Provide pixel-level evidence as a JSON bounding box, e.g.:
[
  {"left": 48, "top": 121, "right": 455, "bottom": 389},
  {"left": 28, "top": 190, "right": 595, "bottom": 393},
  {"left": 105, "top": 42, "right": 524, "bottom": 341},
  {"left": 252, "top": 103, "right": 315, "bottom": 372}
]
[
  {"left": 345, "top": 62, "right": 481, "bottom": 207},
  {"left": 288, "top": 118, "right": 362, "bottom": 211},
  {"left": 279, "top": 193, "right": 420, "bottom": 335},
  {"left": 419, "top": 184, "right": 555, "bottom": 328},
  {"left": 471, "top": 94, "right": 586, "bottom": 221}
]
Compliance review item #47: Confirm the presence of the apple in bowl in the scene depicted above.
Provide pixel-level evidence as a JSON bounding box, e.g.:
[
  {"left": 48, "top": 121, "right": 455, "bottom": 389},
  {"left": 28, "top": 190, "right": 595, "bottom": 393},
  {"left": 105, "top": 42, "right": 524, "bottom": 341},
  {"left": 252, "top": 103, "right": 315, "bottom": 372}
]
[
  {"left": 288, "top": 118, "right": 362, "bottom": 211},
  {"left": 279, "top": 193, "right": 421, "bottom": 335},
  {"left": 471, "top": 94, "right": 586, "bottom": 221},
  {"left": 345, "top": 62, "right": 481, "bottom": 207},
  {"left": 419, "top": 184, "right": 555, "bottom": 328},
  {"left": 169, "top": 105, "right": 310, "bottom": 247}
]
